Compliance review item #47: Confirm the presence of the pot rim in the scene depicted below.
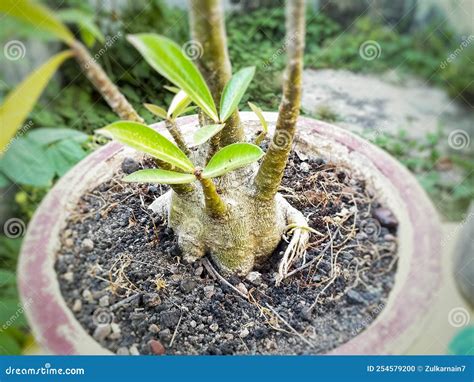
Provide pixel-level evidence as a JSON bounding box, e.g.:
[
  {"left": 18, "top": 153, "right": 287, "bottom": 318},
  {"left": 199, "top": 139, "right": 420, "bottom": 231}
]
[{"left": 17, "top": 112, "right": 442, "bottom": 355}]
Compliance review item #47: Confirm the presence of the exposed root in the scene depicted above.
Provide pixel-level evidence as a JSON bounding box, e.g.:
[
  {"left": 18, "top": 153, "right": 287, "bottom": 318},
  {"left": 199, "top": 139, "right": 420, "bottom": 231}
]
[{"left": 276, "top": 197, "right": 313, "bottom": 285}]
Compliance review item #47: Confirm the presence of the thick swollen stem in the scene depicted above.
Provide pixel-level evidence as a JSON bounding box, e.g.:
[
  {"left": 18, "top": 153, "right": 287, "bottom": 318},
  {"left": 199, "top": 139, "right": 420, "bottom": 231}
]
[
  {"left": 189, "top": 0, "right": 243, "bottom": 146},
  {"left": 165, "top": 119, "right": 190, "bottom": 155},
  {"left": 71, "top": 41, "right": 143, "bottom": 123},
  {"left": 254, "top": 0, "right": 306, "bottom": 201}
]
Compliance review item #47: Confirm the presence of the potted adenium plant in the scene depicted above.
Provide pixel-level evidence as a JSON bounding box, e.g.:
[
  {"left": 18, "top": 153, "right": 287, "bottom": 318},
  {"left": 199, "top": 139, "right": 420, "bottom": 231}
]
[{"left": 2, "top": 0, "right": 441, "bottom": 355}]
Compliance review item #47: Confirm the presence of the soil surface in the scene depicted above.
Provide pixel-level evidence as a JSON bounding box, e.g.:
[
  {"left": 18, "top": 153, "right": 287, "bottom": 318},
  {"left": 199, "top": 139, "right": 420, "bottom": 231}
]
[{"left": 55, "top": 150, "right": 399, "bottom": 355}]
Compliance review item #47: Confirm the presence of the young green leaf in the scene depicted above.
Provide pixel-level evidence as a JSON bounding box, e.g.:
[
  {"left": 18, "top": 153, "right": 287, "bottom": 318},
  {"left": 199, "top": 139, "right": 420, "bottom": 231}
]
[
  {"left": 98, "top": 121, "right": 194, "bottom": 173},
  {"left": 202, "top": 143, "right": 264, "bottom": 179},
  {"left": 219, "top": 67, "right": 255, "bottom": 122},
  {"left": 0, "top": 51, "right": 73, "bottom": 154},
  {"left": 127, "top": 34, "right": 218, "bottom": 121},
  {"left": 164, "top": 85, "right": 180, "bottom": 94},
  {"left": 57, "top": 9, "right": 105, "bottom": 47},
  {"left": 123, "top": 169, "right": 196, "bottom": 185},
  {"left": 248, "top": 102, "right": 268, "bottom": 145},
  {"left": 181, "top": 106, "right": 197, "bottom": 115},
  {"left": 0, "top": 0, "right": 75, "bottom": 44},
  {"left": 168, "top": 90, "right": 192, "bottom": 119},
  {"left": 191, "top": 124, "right": 225, "bottom": 147},
  {"left": 144, "top": 103, "right": 168, "bottom": 119}
]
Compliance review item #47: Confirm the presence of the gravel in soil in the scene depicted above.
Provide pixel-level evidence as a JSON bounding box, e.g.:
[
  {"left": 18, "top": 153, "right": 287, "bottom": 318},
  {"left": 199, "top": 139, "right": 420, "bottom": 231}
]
[{"left": 55, "top": 151, "right": 398, "bottom": 355}]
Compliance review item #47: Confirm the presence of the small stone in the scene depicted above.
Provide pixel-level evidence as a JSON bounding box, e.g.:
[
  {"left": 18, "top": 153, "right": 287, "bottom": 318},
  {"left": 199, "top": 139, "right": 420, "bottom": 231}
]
[
  {"left": 373, "top": 207, "right": 398, "bottom": 229},
  {"left": 62, "top": 272, "right": 74, "bottom": 283},
  {"left": 159, "top": 309, "right": 181, "bottom": 328},
  {"left": 81, "top": 238, "right": 94, "bottom": 252},
  {"left": 209, "top": 323, "right": 219, "bottom": 332},
  {"left": 203, "top": 285, "right": 215, "bottom": 298},
  {"left": 121, "top": 157, "right": 140, "bottom": 174},
  {"left": 82, "top": 289, "right": 94, "bottom": 303},
  {"left": 93, "top": 324, "right": 111, "bottom": 341},
  {"left": 149, "top": 339, "right": 166, "bottom": 355},
  {"left": 129, "top": 345, "right": 140, "bottom": 356},
  {"left": 99, "top": 295, "right": 110, "bottom": 307},
  {"left": 116, "top": 347, "right": 129, "bottom": 355},
  {"left": 346, "top": 289, "right": 366, "bottom": 305},
  {"left": 159, "top": 329, "right": 172, "bottom": 343},
  {"left": 194, "top": 266, "right": 204, "bottom": 276},
  {"left": 72, "top": 299, "right": 82, "bottom": 312},
  {"left": 245, "top": 271, "right": 262, "bottom": 285},
  {"left": 236, "top": 283, "right": 248, "bottom": 296},
  {"left": 189, "top": 320, "right": 197, "bottom": 328},
  {"left": 144, "top": 293, "right": 161, "bottom": 307},
  {"left": 300, "top": 162, "right": 310, "bottom": 173},
  {"left": 148, "top": 324, "right": 160, "bottom": 334},
  {"left": 239, "top": 328, "right": 250, "bottom": 338},
  {"left": 110, "top": 323, "right": 121, "bottom": 335},
  {"left": 180, "top": 279, "right": 197, "bottom": 293},
  {"left": 64, "top": 238, "right": 74, "bottom": 248},
  {"left": 225, "top": 333, "right": 234, "bottom": 340}
]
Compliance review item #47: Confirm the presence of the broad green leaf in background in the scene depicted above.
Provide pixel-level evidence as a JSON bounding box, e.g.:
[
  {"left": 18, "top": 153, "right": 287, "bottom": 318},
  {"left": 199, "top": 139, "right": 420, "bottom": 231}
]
[
  {"left": 0, "top": 0, "right": 74, "bottom": 44},
  {"left": 123, "top": 169, "right": 196, "bottom": 184},
  {"left": 28, "top": 128, "right": 88, "bottom": 146},
  {"left": 0, "top": 172, "right": 9, "bottom": 188},
  {"left": 98, "top": 121, "right": 194, "bottom": 172},
  {"left": 0, "top": 332, "right": 22, "bottom": 355},
  {"left": 0, "top": 137, "right": 55, "bottom": 187},
  {"left": 127, "top": 34, "right": 218, "bottom": 121},
  {"left": 202, "top": 143, "right": 264, "bottom": 179},
  {"left": 0, "top": 51, "right": 73, "bottom": 154},
  {"left": 144, "top": 103, "right": 168, "bottom": 119},
  {"left": 57, "top": 9, "right": 105, "bottom": 48},
  {"left": 219, "top": 67, "right": 255, "bottom": 122},
  {"left": 0, "top": 298, "right": 28, "bottom": 329},
  {"left": 168, "top": 90, "right": 192, "bottom": 119},
  {"left": 0, "top": 269, "right": 16, "bottom": 287},
  {"left": 46, "top": 140, "right": 87, "bottom": 176},
  {"left": 191, "top": 124, "right": 225, "bottom": 147}
]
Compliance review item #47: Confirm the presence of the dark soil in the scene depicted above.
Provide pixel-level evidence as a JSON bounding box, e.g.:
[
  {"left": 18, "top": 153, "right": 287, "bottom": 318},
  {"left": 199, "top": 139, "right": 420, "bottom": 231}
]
[{"left": 55, "top": 150, "right": 398, "bottom": 355}]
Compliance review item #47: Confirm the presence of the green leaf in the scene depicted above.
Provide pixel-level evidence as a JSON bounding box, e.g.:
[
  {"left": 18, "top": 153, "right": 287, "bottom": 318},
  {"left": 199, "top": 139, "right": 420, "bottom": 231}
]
[
  {"left": 248, "top": 102, "right": 268, "bottom": 133},
  {"left": 28, "top": 128, "right": 88, "bottom": 146},
  {"left": 57, "top": 9, "right": 104, "bottom": 47},
  {"left": 98, "top": 121, "right": 194, "bottom": 173},
  {"left": 144, "top": 103, "right": 168, "bottom": 119},
  {"left": 0, "top": 269, "right": 16, "bottom": 287},
  {"left": 123, "top": 169, "right": 196, "bottom": 185},
  {"left": 127, "top": 34, "right": 218, "bottom": 121},
  {"left": 168, "top": 90, "right": 192, "bottom": 119},
  {"left": 0, "top": 332, "right": 22, "bottom": 355},
  {"left": 219, "top": 67, "right": 255, "bottom": 122},
  {"left": 0, "top": 298, "right": 27, "bottom": 329},
  {"left": 0, "top": 137, "right": 55, "bottom": 187},
  {"left": 0, "top": 0, "right": 74, "bottom": 44},
  {"left": 46, "top": 140, "right": 87, "bottom": 177},
  {"left": 164, "top": 85, "right": 180, "bottom": 94},
  {"left": 203, "top": 143, "right": 264, "bottom": 179},
  {"left": 0, "top": 51, "right": 73, "bottom": 154},
  {"left": 191, "top": 124, "right": 225, "bottom": 147},
  {"left": 182, "top": 106, "right": 197, "bottom": 115},
  {"left": 0, "top": 172, "right": 10, "bottom": 188}
]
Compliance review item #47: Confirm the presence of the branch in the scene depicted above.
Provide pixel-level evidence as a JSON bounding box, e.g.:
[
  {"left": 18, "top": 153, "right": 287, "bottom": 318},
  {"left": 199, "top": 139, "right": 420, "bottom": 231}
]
[
  {"left": 189, "top": 0, "right": 243, "bottom": 147},
  {"left": 165, "top": 119, "right": 190, "bottom": 155},
  {"left": 254, "top": 0, "right": 306, "bottom": 201},
  {"left": 196, "top": 172, "right": 226, "bottom": 219},
  {"left": 72, "top": 41, "right": 143, "bottom": 123}
]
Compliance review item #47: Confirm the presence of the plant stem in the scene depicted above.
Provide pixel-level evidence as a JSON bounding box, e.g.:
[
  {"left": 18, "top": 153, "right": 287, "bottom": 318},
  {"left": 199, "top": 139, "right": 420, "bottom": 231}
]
[
  {"left": 189, "top": 0, "right": 243, "bottom": 147},
  {"left": 166, "top": 119, "right": 190, "bottom": 155},
  {"left": 254, "top": 0, "right": 306, "bottom": 201},
  {"left": 199, "top": 177, "right": 227, "bottom": 218},
  {"left": 72, "top": 41, "right": 143, "bottom": 123}
]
